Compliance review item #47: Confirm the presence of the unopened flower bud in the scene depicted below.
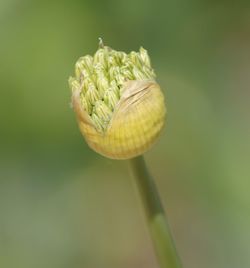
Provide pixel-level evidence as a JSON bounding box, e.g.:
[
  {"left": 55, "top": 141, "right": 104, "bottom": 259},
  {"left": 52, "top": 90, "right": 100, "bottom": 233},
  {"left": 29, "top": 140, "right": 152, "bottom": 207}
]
[
  {"left": 85, "top": 83, "right": 100, "bottom": 105},
  {"left": 139, "top": 47, "right": 151, "bottom": 67},
  {"left": 93, "top": 100, "right": 112, "bottom": 122},
  {"left": 104, "top": 88, "right": 119, "bottom": 110},
  {"left": 80, "top": 94, "right": 91, "bottom": 114},
  {"left": 69, "top": 42, "right": 166, "bottom": 159}
]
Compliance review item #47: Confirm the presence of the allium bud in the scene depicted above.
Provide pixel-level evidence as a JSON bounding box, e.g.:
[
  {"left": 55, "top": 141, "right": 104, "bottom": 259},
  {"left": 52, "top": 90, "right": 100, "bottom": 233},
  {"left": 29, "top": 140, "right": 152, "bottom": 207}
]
[{"left": 69, "top": 42, "right": 166, "bottom": 159}]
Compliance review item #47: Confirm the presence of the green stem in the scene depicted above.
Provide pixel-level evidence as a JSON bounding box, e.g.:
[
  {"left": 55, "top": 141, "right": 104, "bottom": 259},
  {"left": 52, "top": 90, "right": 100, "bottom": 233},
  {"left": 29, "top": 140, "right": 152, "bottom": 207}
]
[{"left": 130, "top": 155, "right": 182, "bottom": 268}]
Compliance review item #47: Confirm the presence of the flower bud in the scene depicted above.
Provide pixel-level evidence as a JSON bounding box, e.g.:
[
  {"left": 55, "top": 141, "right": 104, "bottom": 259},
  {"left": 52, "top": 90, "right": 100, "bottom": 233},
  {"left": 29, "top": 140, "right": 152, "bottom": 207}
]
[{"left": 69, "top": 42, "right": 166, "bottom": 159}]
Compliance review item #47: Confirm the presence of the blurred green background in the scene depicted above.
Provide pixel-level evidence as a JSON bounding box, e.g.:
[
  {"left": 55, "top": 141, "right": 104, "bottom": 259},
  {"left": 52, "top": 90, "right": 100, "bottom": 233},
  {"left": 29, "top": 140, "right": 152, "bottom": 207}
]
[{"left": 1, "top": 0, "right": 250, "bottom": 267}]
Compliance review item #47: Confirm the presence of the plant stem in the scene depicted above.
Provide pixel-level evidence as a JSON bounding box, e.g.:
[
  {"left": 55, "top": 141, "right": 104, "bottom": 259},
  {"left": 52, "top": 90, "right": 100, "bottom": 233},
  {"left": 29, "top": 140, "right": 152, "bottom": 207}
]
[{"left": 130, "top": 155, "right": 182, "bottom": 268}]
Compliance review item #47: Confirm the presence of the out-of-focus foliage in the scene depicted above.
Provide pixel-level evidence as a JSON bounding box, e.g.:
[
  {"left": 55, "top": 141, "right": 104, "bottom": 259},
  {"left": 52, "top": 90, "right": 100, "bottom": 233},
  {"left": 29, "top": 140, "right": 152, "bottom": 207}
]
[{"left": 0, "top": 1, "right": 250, "bottom": 267}]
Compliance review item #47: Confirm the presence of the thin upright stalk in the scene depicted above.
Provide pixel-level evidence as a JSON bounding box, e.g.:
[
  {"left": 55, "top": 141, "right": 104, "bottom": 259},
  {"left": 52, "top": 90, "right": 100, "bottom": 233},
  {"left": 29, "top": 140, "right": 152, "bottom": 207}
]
[{"left": 130, "top": 155, "right": 182, "bottom": 268}]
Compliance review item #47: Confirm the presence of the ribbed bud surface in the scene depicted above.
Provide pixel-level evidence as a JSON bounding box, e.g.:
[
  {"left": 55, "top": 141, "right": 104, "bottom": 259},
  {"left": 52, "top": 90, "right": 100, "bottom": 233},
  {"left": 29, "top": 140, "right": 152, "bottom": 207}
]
[{"left": 69, "top": 43, "right": 166, "bottom": 159}]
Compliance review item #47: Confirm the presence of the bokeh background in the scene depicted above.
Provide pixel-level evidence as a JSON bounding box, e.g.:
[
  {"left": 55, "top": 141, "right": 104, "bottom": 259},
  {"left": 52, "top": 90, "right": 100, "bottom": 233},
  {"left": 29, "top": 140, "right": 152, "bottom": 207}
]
[{"left": 1, "top": 1, "right": 250, "bottom": 267}]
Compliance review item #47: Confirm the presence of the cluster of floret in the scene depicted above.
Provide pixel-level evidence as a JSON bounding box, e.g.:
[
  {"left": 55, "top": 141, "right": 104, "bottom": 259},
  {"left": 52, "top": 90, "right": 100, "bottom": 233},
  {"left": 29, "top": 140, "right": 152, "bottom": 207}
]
[{"left": 69, "top": 46, "right": 155, "bottom": 132}]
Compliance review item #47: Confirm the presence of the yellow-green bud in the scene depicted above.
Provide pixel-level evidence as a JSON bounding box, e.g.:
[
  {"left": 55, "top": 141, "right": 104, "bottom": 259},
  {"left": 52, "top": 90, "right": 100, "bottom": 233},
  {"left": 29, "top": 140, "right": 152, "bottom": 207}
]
[
  {"left": 69, "top": 77, "right": 80, "bottom": 91},
  {"left": 139, "top": 47, "right": 151, "bottom": 67},
  {"left": 69, "top": 41, "right": 166, "bottom": 159},
  {"left": 80, "top": 94, "right": 91, "bottom": 114},
  {"left": 93, "top": 100, "right": 112, "bottom": 124},
  {"left": 85, "top": 83, "right": 100, "bottom": 105},
  {"left": 104, "top": 88, "right": 119, "bottom": 110}
]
